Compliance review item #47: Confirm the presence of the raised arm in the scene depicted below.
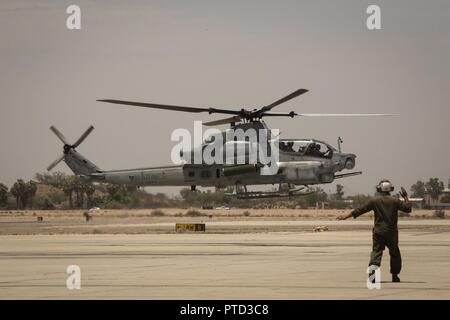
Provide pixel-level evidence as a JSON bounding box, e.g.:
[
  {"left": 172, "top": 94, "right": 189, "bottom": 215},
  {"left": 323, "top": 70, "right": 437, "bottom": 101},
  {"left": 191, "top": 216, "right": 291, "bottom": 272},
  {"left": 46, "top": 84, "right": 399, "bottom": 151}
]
[
  {"left": 337, "top": 200, "right": 374, "bottom": 220},
  {"left": 398, "top": 186, "right": 412, "bottom": 213}
]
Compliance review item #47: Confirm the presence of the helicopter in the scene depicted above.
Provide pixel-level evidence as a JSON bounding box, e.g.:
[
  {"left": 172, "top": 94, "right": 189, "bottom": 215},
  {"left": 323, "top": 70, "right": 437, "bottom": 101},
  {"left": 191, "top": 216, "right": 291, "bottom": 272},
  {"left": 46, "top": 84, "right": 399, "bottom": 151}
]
[{"left": 47, "top": 88, "right": 394, "bottom": 198}]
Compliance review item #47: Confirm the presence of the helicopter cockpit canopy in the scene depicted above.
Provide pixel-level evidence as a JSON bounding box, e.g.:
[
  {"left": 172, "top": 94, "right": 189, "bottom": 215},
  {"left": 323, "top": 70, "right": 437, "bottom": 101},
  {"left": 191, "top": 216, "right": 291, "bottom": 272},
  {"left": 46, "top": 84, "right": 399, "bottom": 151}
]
[{"left": 279, "top": 139, "right": 336, "bottom": 159}]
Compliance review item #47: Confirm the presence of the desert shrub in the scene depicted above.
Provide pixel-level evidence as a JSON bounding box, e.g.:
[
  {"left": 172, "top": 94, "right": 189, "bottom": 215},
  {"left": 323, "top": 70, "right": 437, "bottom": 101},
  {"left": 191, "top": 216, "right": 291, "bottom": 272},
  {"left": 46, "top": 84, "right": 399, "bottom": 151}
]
[
  {"left": 185, "top": 209, "right": 205, "bottom": 217},
  {"left": 35, "top": 197, "right": 55, "bottom": 210},
  {"left": 91, "top": 196, "right": 106, "bottom": 208},
  {"left": 151, "top": 209, "right": 165, "bottom": 216},
  {"left": 46, "top": 188, "right": 66, "bottom": 205},
  {"left": 104, "top": 200, "right": 127, "bottom": 209},
  {"left": 434, "top": 210, "right": 445, "bottom": 219}
]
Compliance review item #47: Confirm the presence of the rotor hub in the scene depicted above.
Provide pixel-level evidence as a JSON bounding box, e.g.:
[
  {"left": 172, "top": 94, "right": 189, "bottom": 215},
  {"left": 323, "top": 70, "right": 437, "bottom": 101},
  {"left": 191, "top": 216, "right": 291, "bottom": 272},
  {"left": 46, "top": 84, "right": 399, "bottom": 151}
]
[{"left": 63, "top": 144, "right": 73, "bottom": 154}]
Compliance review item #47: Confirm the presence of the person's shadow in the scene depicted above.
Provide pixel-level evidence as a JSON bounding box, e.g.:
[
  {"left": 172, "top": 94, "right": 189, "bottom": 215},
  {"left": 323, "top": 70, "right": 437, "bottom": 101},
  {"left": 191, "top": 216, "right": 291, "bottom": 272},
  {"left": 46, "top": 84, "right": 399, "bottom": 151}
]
[
  {"left": 379, "top": 281, "right": 426, "bottom": 284},
  {"left": 350, "top": 281, "right": 426, "bottom": 284}
]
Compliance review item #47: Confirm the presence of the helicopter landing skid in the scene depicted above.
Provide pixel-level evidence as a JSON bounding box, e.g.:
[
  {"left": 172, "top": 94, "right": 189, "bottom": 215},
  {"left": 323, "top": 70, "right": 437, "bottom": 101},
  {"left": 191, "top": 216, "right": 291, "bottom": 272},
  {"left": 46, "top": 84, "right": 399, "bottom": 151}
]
[{"left": 334, "top": 171, "right": 362, "bottom": 179}]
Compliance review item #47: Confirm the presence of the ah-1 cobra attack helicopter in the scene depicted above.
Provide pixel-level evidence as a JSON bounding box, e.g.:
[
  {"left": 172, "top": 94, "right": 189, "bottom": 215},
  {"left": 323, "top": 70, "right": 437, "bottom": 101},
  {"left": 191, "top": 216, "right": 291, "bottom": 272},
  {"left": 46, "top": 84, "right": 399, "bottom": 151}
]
[{"left": 47, "top": 88, "right": 394, "bottom": 198}]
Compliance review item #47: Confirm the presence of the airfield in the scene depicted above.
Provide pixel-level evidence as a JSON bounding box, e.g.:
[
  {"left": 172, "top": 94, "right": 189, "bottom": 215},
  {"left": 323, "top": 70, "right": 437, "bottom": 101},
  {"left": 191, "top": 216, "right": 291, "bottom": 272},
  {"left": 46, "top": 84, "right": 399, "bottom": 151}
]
[{"left": 0, "top": 209, "right": 449, "bottom": 299}]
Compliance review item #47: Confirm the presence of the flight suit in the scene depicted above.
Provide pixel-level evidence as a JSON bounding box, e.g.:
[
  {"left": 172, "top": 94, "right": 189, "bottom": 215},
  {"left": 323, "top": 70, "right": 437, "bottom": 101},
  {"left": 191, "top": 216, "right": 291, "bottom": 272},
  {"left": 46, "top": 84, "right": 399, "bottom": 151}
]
[{"left": 351, "top": 195, "right": 412, "bottom": 275}]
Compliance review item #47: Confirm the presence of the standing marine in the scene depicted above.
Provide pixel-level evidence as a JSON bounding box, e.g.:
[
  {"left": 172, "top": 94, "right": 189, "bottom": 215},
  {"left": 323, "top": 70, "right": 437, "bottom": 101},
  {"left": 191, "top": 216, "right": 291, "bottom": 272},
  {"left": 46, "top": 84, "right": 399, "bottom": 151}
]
[{"left": 337, "top": 179, "right": 412, "bottom": 282}]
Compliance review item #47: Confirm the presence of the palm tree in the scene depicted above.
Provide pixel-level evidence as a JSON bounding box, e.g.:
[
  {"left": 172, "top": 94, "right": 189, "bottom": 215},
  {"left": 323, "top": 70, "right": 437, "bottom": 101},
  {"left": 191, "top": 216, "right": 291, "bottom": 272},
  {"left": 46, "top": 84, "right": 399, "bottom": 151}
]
[
  {"left": 0, "top": 183, "right": 8, "bottom": 207},
  {"left": 27, "top": 181, "right": 37, "bottom": 209},
  {"left": 425, "top": 178, "right": 444, "bottom": 201},
  {"left": 410, "top": 180, "right": 426, "bottom": 198},
  {"left": 84, "top": 182, "right": 96, "bottom": 208},
  {"left": 62, "top": 176, "right": 75, "bottom": 209},
  {"left": 73, "top": 178, "right": 85, "bottom": 208},
  {"left": 10, "top": 179, "right": 28, "bottom": 209},
  {"left": 335, "top": 184, "right": 344, "bottom": 200},
  {"left": 10, "top": 182, "right": 20, "bottom": 209}
]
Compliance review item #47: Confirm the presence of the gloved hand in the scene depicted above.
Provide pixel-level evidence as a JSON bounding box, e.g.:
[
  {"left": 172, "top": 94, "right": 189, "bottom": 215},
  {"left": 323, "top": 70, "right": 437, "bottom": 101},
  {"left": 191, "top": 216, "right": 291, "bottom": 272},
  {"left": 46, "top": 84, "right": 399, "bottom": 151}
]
[
  {"left": 399, "top": 186, "right": 408, "bottom": 199},
  {"left": 336, "top": 212, "right": 352, "bottom": 220}
]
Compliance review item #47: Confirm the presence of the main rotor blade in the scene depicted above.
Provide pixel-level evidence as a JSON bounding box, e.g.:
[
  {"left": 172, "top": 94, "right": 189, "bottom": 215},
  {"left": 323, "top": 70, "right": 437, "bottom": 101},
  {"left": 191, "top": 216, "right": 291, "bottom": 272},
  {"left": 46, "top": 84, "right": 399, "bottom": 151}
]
[
  {"left": 203, "top": 116, "right": 242, "bottom": 126},
  {"left": 73, "top": 125, "right": 94, "bottom": 148},
  {"left": 50, "top": 126, "right": 69, "bottom": 145},
  {"left": 260, "top": 112, "right": 297, "bottom": 118},
  {"left": 296, "top": 113, "right": 398, "bottom": 117},
  {"left": 260, "top": 88, "right": 309, "bottom": 112},
  {"left": 97, "top": 99, "right": 241, "bottom": 116},
  {"left": 47, "top": 154, "right": 65, "bottom": 171}
]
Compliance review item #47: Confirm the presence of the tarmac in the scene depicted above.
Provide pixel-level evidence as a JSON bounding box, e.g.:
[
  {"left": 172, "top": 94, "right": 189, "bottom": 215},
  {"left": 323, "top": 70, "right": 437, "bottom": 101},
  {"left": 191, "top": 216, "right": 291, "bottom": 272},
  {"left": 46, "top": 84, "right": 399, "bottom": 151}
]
[{"left": 0, "top": 220, "right": 449, "bottom": 299}]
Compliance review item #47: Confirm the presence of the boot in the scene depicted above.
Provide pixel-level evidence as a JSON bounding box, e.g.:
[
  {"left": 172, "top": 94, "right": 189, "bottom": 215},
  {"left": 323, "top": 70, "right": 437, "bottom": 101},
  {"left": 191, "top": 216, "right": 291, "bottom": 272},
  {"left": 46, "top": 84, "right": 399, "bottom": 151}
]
[
  {"left": 368, "top": 269, "right": 376, "bottom": 284},
  {"left": 392, "top": 274, "right": 400, "bottom": 282}
]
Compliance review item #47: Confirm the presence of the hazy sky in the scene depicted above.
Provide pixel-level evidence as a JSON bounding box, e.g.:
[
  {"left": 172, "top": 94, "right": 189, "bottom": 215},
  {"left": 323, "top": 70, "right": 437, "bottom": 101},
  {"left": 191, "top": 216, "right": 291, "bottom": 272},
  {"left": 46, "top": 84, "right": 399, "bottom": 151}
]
[{"left": 1, "top": 0, "right": 449, "bottom": 196}]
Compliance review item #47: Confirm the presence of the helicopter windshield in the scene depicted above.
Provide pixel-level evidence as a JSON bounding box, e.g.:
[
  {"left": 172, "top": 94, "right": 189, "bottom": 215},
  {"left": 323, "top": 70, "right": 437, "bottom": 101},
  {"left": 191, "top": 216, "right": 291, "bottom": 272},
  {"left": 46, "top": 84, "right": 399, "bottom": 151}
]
[
  {"left": 279, "top": 139, "right": 334, "bottom": 159},
  {"left": 279, "top": 140, "right": 309, "bottom": 153}
]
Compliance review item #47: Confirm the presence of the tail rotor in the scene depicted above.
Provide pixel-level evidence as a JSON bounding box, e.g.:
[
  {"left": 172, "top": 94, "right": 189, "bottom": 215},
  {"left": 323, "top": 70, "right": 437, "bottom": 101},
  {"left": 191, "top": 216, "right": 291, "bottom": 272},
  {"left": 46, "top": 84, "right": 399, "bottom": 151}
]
[
  {"left": 47, "top": 125, "right": 95, "bottom": 171},
  {"left": 50, "top": 126, "right": 70, "bottom": 145},
  {"left": 46, "top": 154, "right": 65, "bottom": 171},
  {"left": 73, "top": 125, "right": 94, "bottom": 148}
]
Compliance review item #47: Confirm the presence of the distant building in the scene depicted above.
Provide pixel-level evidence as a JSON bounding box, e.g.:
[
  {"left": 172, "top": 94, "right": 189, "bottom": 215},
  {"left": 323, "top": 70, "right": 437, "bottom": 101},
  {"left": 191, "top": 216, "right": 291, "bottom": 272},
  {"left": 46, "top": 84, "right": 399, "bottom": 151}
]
[{"left": 407, "top": 197, "right": 425, "bottom": 209}]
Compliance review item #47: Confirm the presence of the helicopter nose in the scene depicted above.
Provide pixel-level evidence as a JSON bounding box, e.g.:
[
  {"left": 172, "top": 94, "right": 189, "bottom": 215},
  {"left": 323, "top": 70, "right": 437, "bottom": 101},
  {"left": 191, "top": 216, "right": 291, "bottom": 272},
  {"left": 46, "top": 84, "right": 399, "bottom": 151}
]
[{"left": 343, "top": 154, "right": 356, "bottom": 169}]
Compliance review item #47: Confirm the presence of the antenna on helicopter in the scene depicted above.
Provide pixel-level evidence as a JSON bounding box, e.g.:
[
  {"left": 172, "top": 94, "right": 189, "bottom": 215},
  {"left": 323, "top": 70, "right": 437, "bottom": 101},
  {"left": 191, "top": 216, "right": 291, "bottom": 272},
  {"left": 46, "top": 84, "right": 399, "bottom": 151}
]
[{"left": 337, "top": 137, "right": 343, "bottom": 153}]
